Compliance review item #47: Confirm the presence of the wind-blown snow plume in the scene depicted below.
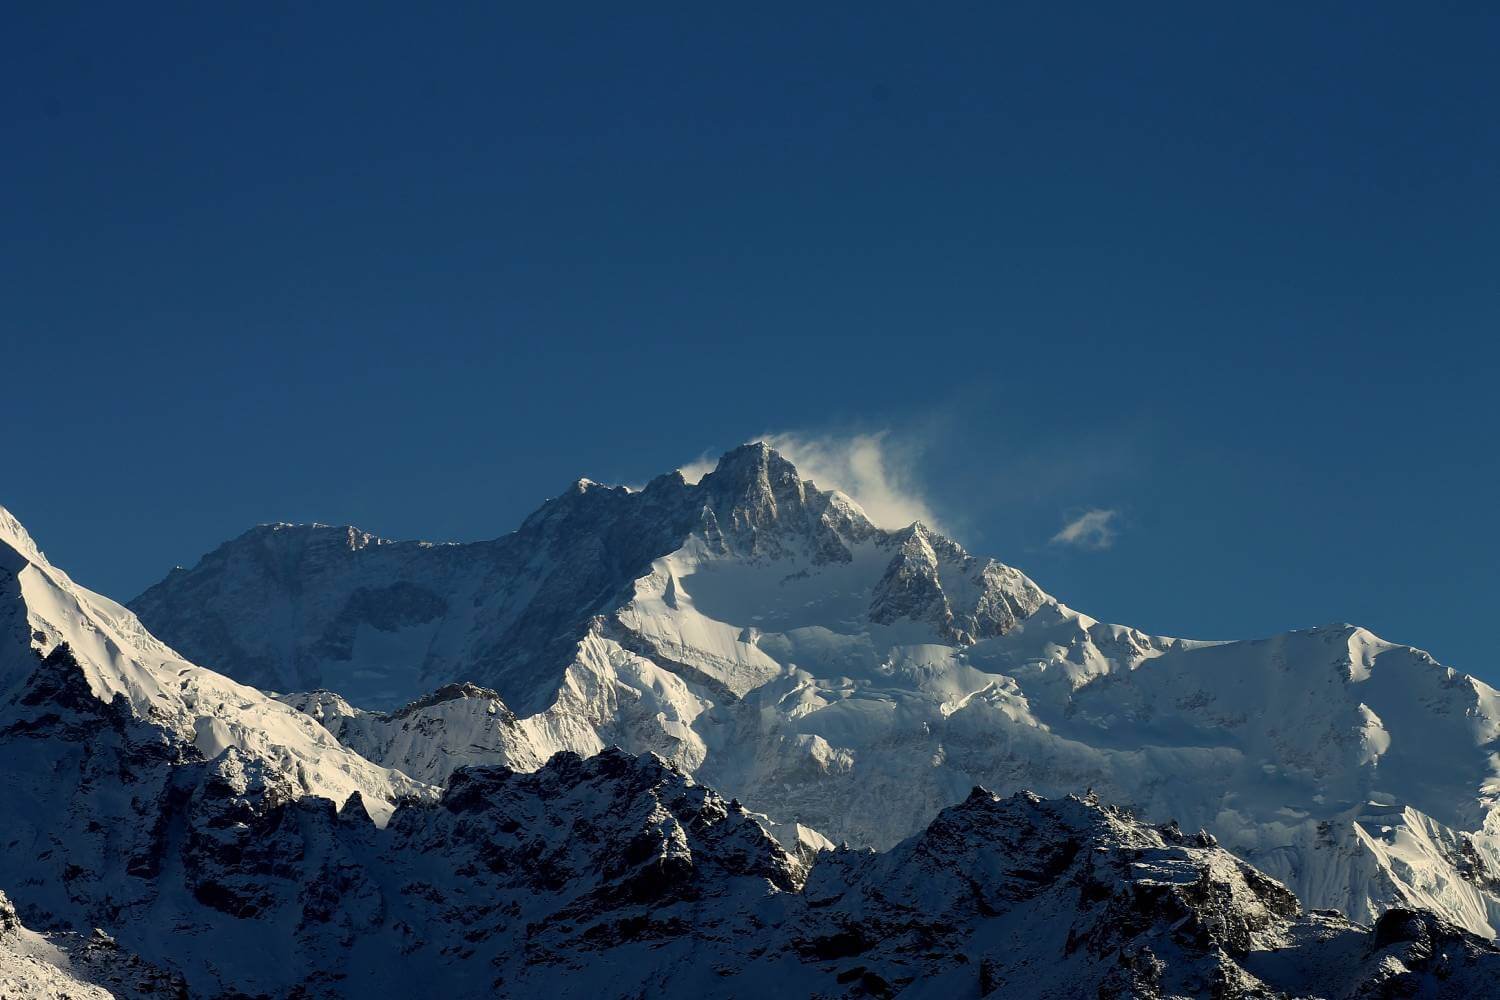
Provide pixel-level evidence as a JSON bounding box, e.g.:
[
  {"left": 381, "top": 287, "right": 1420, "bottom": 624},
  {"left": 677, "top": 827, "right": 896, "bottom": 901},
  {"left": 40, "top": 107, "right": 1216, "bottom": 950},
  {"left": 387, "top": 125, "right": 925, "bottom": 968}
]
[
  {"left": 756, "top": 431, "right": 942, "bottom": 532},
  {"left": 675, "top": 451, "right": 719, "bottom": 486},
  {"left": 1051, "top": 508, "right": 1119, "bottom": 549}
]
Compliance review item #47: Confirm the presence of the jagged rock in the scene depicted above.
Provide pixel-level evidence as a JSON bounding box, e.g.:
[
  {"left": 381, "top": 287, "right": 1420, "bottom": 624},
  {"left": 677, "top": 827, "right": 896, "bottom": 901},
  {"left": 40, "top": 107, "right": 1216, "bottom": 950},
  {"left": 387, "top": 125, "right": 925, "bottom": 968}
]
[{"left": 10, "top": 707, "right": 1500, "bottom": 1000}]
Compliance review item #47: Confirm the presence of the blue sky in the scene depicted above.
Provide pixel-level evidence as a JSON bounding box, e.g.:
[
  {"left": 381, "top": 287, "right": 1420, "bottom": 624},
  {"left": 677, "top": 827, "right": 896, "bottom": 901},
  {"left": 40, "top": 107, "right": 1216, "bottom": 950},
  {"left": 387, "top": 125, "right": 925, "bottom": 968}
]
[{"left": 4, "top": 6, "right": 1497, "bottom": 679}]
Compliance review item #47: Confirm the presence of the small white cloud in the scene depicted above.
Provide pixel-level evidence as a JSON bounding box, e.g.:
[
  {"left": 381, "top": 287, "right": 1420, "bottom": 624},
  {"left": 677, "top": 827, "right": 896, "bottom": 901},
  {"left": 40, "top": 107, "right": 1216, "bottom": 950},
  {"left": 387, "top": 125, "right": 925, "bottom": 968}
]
[
  {"left": 758, "top": 430, "right": 942, "bottom": 532},
  {"left": 1051, "top": 509, "right": 1119, "bottom": 550}
]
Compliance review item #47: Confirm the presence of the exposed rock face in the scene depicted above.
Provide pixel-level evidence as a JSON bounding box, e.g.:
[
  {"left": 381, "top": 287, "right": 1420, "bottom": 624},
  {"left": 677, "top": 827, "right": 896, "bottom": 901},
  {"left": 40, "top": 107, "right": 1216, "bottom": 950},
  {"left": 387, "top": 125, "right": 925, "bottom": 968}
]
[
  {"left": 869, "top": 523, "right": 1046, "bottom": 643},
  {"left": 124, "top": 447, "right": 1500, "bottom": 939}
]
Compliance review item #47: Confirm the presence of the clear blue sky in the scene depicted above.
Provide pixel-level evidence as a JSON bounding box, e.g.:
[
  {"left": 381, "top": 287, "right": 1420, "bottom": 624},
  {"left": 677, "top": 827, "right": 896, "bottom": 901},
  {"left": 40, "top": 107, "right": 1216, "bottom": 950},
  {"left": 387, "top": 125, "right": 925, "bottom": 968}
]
[{"left": 5, "top": 6, "right": 1497, "bottom": 679}]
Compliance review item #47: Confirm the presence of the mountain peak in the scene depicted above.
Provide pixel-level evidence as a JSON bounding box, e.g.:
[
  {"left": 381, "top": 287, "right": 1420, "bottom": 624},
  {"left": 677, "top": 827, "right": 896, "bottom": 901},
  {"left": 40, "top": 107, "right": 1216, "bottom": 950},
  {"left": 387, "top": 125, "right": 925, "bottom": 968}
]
[
  {"left": 700, "top": 441, "right": 799, "bottom": 493},
  {"left": 684, "top": 442, "right": 885, "bottom": 561}
]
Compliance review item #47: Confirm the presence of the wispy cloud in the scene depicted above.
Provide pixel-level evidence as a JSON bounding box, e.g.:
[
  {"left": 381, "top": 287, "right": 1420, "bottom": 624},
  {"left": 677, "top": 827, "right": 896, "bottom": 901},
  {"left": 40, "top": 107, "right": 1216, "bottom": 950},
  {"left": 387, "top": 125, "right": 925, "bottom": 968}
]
[
  {"left": 1050, "top": 509, "right": 1119, "bottom": 550},
  {"left": 759, "top": 431, "right": 941, "bottom": 532}
]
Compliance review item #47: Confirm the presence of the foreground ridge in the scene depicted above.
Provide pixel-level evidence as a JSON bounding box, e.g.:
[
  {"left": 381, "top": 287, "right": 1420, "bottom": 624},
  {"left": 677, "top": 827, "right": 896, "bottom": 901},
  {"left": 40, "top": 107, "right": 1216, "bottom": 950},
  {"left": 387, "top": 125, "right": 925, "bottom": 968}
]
[{"left": 6, "top": 715, "right": 1499, "bottom": 999}]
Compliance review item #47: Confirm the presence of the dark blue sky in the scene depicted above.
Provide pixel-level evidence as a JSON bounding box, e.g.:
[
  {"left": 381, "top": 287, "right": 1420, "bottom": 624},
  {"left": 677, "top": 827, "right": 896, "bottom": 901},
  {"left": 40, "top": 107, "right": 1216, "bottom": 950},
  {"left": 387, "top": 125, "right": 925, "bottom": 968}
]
[{"left": 5, "top": 6, "right": 1497, "bottom": 679}]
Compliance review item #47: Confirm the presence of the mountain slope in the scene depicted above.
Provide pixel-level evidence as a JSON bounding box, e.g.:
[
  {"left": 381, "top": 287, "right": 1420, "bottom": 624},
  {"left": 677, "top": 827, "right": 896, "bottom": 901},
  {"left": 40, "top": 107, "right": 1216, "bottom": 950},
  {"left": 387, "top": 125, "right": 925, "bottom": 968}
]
[{"left": 128, "top": 446, "right": 1500, "bottom": 938}]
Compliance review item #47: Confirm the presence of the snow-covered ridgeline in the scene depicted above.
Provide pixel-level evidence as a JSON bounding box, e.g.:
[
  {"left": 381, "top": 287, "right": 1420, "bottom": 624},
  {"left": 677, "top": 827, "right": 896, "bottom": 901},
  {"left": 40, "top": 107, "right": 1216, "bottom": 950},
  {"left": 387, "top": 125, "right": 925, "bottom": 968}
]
[{"left": 127, "top": 445, "right": 1500, "bottom": 938}]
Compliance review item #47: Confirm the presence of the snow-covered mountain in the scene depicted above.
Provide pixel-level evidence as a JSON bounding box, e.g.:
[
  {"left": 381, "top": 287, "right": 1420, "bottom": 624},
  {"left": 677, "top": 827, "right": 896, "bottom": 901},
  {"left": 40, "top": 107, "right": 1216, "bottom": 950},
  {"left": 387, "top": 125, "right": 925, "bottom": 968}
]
[
  {"left": 2, "top": 494, "right": 1497, "bottom": 997},
  {"left": 129, "top": 444, "right": 1500, "bottom": 942}
]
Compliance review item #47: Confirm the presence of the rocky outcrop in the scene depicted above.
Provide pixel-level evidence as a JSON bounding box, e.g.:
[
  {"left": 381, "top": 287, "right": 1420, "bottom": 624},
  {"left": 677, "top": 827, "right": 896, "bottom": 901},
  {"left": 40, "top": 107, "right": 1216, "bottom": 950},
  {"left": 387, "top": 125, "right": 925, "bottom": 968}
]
[{"left": 869, "top": 523, "right": 1046, "bottom": 642}]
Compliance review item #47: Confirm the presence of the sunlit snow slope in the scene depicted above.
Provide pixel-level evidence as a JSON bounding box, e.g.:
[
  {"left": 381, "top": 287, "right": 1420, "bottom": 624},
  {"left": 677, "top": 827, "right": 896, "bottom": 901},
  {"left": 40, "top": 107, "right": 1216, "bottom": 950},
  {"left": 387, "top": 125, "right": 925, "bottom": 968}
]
[{"left": 0, "top": 506, "right": 430, "bottom": 828}]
